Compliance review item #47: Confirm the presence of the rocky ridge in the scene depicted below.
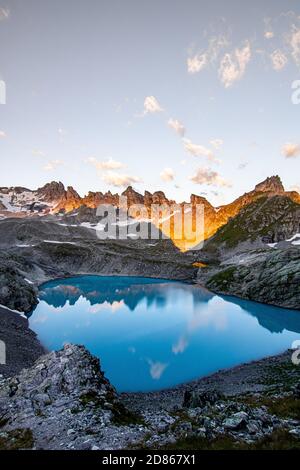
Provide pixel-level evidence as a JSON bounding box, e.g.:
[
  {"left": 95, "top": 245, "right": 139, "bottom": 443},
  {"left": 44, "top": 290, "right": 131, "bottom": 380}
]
[
  {"left": 1, "top": 175, "right": 299, "bottom": 250},
  {"left": 193, "top": 194, "right": 300, "bottom": 309},
  {"left": 0, "top": 216, "right": 197, "bottom": 313},
  {"left": 0, "top": 175, "right": 299, "bottom": 313}
]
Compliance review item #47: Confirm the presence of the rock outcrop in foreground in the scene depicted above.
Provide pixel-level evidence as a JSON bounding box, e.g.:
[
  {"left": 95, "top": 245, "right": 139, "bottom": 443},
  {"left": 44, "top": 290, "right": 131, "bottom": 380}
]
[
  {"left": 0, "top": 344, "right": 147, "bottom": 450},
  {"left": 1, "top": 344, "right": 300, "bottom": 450},
  {"left": 0, "top": 306, "right": 45, "bottom": 378}
]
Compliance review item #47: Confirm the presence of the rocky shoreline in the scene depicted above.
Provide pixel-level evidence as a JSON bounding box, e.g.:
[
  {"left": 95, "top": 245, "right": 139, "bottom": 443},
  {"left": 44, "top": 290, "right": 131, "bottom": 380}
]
[
  {"left": 196, "top": 246, "right": 300, "bottom": 311},
  {"left": 0, "top": 306, "right": 46, "bottom": 378},
  {"left": 0, "top": 246, "right": 299, "bottom": 450},
  {"left": 0, "top": 339, "right": 300, "bottom": 450},
  {"left": 0, "top": 258, "right": 299, "bottom": 449}
]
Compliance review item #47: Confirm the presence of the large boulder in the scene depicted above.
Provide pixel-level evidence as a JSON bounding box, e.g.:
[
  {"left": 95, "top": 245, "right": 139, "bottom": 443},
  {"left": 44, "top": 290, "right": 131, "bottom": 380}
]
[
  {"left": 0, "top": 306, "right": 45, "bottom": 378},
  {"left": 183, "top": 389, "right": 224, "bottom": 408},
  {"left": 0, "top": 344, "right": 129, "bottom": 449},
  {"left": 0, "top": 264, "right": 38, "bottom": 313},
  {"left": 223, "top": 411, "right": 249, "bottom": 430}
]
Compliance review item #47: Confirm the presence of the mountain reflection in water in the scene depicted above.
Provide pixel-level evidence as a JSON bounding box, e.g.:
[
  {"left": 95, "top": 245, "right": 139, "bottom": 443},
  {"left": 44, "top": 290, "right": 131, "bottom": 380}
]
[{"left": 28, "top": 276, "right": 300, "bottom": 392}]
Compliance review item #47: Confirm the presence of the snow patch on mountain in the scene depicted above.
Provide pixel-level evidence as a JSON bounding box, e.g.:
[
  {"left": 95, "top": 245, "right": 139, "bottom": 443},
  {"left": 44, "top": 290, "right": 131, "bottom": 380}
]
[
  {"left": 267, "top": 233, "right": 300, "bottom": 249},
  {"left": 0, "top": 188, "right": 56, "bottom": 213}
]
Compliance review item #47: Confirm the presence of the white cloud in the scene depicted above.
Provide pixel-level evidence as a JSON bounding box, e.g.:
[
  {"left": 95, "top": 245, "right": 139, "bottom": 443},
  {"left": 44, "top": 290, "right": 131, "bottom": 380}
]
[
  {"left": 0, "top": 130, "right": 6, "bottom": 138},
  {"left": 43, "top": 160, "right": 63, "bottom": 171},
  {"left": 187, "top": 54, "right": 207, "bottom": 74},
  {"left": 289, "top": 27, "right": 300, "bottom": 66},
  {"left": 264, "top": 31, "right": 274, "bottom": 39},
  {"left": 0, "top": 8, "right": 9, "bottom": 21},
  {"left": 89, "top": 300, "right": 124, "bottom": 314},
  {"left": 210, "top": 139, "right": 223, "bottom": 150},
  {"left": 87, "top": 157, "right": 125, "bottom": 171},
  {"left": 172, "top": 336, "right": 188, "bottom": 355},
  {"left": 270, "top": 49, "right": 288, "bottom": 71},
  {"left": 219, "top": 41, "right": 251, "bottom": 88},
  {"left": 282, "top": 142, "right": 300, "bottom": 158},
  {"left": 102, "top": 171, "right": 142, "bottom": 187},
  {"left": 168, "top": 118, "right": 185, "bottom": 137},
  {"left": 148, "top": 360, "right": 168, "bottom": 380},
  {"left": 183, "top": 138, "right": 219, "bottom": 163},
  {"left": 187, "top": 35, "right": 229, "bottom": 74},
  {"left": 160, "top": 168, "right": 175, "bottom": 182},
  {"left": 189, "top": 167, "right": 231, "bottom": 187},
  {"left": 143, "top": 96, "right": 163, "bottom": 114}
]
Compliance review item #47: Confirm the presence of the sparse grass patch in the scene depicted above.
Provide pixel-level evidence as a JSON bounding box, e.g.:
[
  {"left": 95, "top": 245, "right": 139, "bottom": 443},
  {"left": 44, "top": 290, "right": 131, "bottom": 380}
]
[
  {"left": 265, "top": 397, "right": 300, "bottom": 420},
  {"left": 160, "top": 429, "right": 300, "bottom": 451},
  {"left": 262, "top": 362, "right": 300, "bottom": 389},
  {"left": 250, "top": 429, "right": 300, "bottom": 450},
  {"left": 161, "top": 435, "right": 242, "bottom": 450},
  {"left": 238, "top": 394, "right": 300, "bottom": 420},
  {"left": 111, "top": 402, "right": 145, "bottom": 426},
  {"left": 207, "top": 266, "right": 237, "bottom": 291},
  {"left": 79, "top": 390, "right": 104, "bottom": 407},
  {"left": 0, "top": 428, "right": 34, "bottom": 450}
]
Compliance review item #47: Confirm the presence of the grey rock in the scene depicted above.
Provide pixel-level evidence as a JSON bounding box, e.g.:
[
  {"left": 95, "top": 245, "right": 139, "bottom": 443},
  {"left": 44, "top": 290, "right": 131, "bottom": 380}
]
[
  {"left": 205, "top": 247, "right": 300, "bottom": 310},
  {"left": 289, "top": 427, "right": 300, "bottom": 438},
  {"left": 0, "top": 306, "right": 45, "bottom": 378},
  {"left": 197, "top": 427, "right": 207, "bottom": 438},
  {"left": 293, "top": 383, "right": 300, "bottom": 398},
  {"left": 252, "top": 407, "right": 270, "bottom": 424},
  {"left": 175, "top": 421, "right": 193, "bottom": 438},
  {"left": 0, "top": 344, "right": 130, "bottom": 450},
  {"left": 223, "top": 411, "right": 249, "bottom": 430},
  {"left": 0, "top": 264, "right": 38, "bottom": 313},
  {"left": 247, "top": 420, "right": 261, "bottom": 434},
  {"left": 183, "top": 389, "right": 224, "bottom": 408}
]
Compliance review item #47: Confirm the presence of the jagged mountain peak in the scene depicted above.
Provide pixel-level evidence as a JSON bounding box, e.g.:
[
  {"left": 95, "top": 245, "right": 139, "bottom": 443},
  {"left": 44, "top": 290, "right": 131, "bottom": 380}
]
[
  {"left": 0, "top": 176, "right": 298, "bottom": 251},
  {"left": 121, "top": 186, "right": 143, "bottom": 197},
  {"left": 37, "top": 181, "right": 66, "bottom": 202},
  {"left": 121, "top": 186, "right": 144, "bottom": 205},
  {"left": 66, "top": 186, "right": 81, "bottom": 199},
  {"left": 204, "top": 193, "right": 300, "bottom": 252},
  {"left": 190, "top": 194, "right": 213, "bottom": 207},
  {"left": 38, "top": 181, "right": 65, "bottom": 191},
  {"left": 254, "top": 175, "right": 284, "bottom": 194}
]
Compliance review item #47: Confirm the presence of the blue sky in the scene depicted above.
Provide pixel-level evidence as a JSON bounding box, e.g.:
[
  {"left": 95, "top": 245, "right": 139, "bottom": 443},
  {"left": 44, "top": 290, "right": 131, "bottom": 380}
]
[{"left": 0, "top": 0, "right": 300, "bottom": 205}]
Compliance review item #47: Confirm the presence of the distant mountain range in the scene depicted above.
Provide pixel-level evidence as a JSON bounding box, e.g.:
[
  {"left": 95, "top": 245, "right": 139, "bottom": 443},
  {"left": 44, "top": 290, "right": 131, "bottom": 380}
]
[
  {"left": 0, "top": 174, "right": 299, "bottom": 311},
  {"left": 0, "top": 175, "right": 299, "bottom": 250}
]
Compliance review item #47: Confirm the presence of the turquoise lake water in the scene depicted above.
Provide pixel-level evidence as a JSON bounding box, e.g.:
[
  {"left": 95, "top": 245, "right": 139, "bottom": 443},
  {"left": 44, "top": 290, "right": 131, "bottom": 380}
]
[{"left": 28, "top": 276, "right": 300, "bottom": 392}]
